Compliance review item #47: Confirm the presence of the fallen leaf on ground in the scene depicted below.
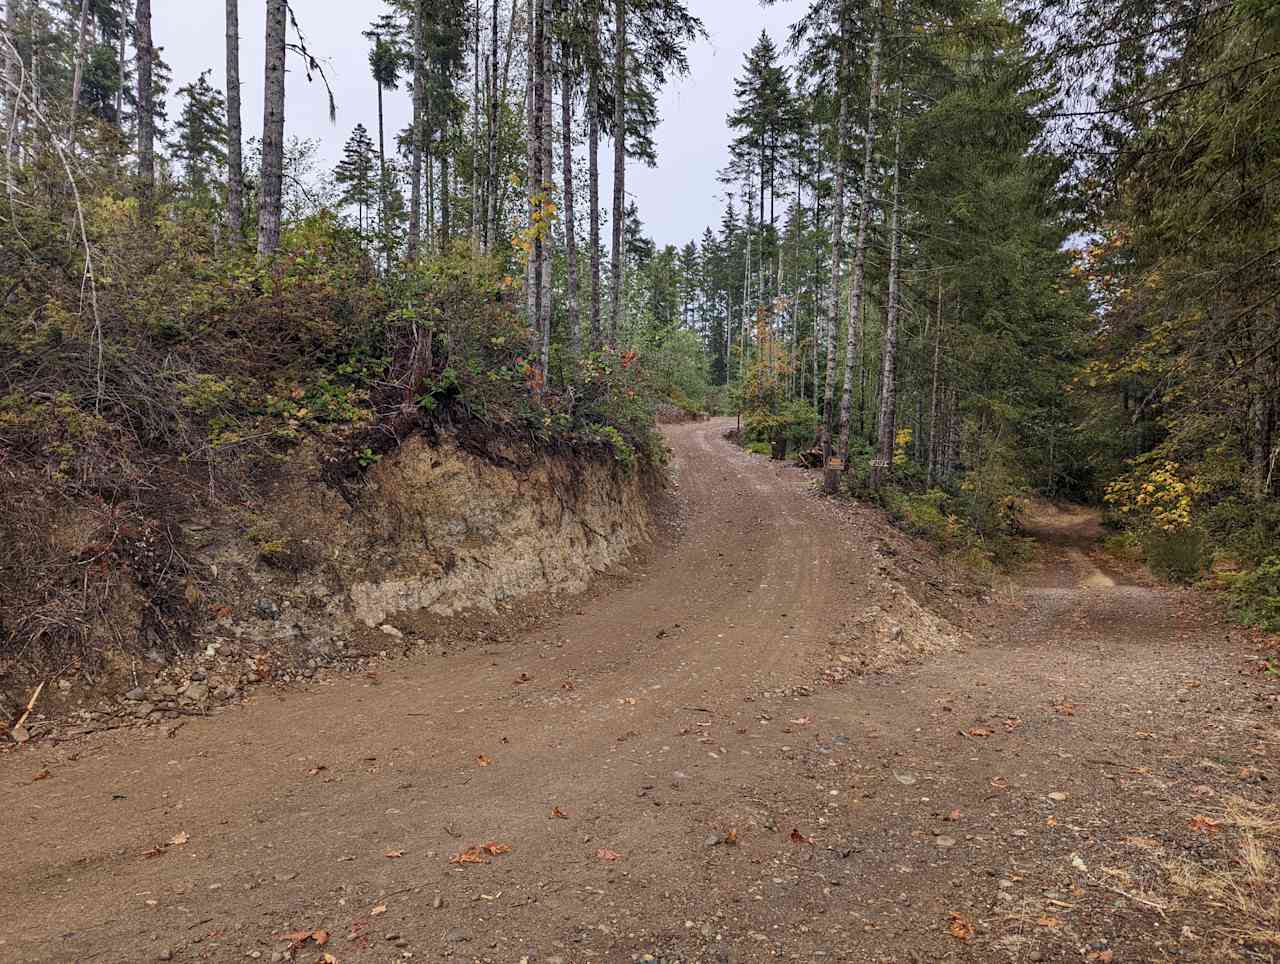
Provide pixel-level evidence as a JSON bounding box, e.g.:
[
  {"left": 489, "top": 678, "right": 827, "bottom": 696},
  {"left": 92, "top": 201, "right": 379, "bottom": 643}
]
[
  {"left": 595, "top": 847, "right": 624, "bottom": 861},
  {"left": 169, "top": 831, "right": 189, "bottom": 847},
  {"left": 369, "top": 904, "right": 387, "bottom": 916},
  {"left": 789, "top": 716, "right": 813, "bottom": 726},
  {"left": 1189, "top": 815, "right": 1222, "bottom": 834},
  {"left": 1037, "top": 916, "right": 1062, "bottom": 929},
  {"left": 1003, "top": 718, "right": 1022, "bottom": 732},
  {"left": 1086, "top": 951, "right": 1115, "bottom": 963},
  {"left": 551, "top": 806, "right": 568, "bottom": 819},
  {"left": 481, "top": 841, "right": 512, "bottom": 856},
  {"left": 947, "top": 912, "right": 975, "bottom": 940},
  {"left": 725, "top": 828, "right": 739, "bottom": 845},
  {"left": 450, "top": 848, "right": 487, "bottom": 864},
  {"left": 790, "top": 828, "right": 814, "bottom": 845},
  {"left": 476, "top": 754, "right": 493, "bottom": 767},
  {"left": 990, "top": 776, "right": 1009, "bottom": 789},
  {"left": 384, "top": 849, "right": 405, "bottom": 858},
  {"left": 1048, "top": 791, "right": 1069, "bottom": 801},
  {"left": 1071, "top": 853, "right": 1089, "bottom": 871},
  {"left": 311, "top": 929, "right": 330, "bottom": 945},
  {"left": 618, "top": 697, "right": 637, "bottom": 705},
  {"left": 307, "top": 766, "right": 327, "bottom": 776},
  {"left": 967, "top": 727, "right": 993, "bottom": 737},
  {"left": 139, "top": 846, "right": 166, "bottom": 859},
  {"left": 1056, "top": 703, "right": 1076, "bottom": 716},
  {"left": 944, "top": 809, "right": 962, "bottom": 822}
]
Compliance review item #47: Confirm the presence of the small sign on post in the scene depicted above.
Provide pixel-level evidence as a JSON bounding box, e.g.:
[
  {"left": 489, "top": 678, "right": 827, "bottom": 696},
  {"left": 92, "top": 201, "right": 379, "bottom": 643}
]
[
  {"left": 870, "top": 458, "right": 891, "bottom": 469},
  {"left": 826, "top": 457, "right": 845, "bottom": 471}
]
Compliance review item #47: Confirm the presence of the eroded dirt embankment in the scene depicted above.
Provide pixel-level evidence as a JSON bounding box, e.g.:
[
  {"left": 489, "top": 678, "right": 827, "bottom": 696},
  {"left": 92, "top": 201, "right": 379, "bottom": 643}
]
[{"left": 3, "top": 434, "right": 656, "bottom": 742}]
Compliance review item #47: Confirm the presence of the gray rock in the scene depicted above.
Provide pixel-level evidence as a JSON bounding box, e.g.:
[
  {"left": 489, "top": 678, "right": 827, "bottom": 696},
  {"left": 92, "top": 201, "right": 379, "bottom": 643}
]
[
  {"left": 145, "top": 647, "right": 167, "bottom": 664},
  {"left": 158, "top": 950, "right": 173, "bottom": 961},
  {"left": 444, "top": 929, "right": 470, "bottom": 943},
  {"left": 255, "top": 599, "right": 280, "bottom": 620},
  {"left": 181, "top": 681, "right": 208, "bottom": 703},
  {"left": 125, "top": 687, "right": 147, "bottom": 701},
  {"left": 934, "top": 835, "right": 957, "bottom": 848},
  {"left": 133, "top": 703, "right": 156, "bottom": 718},
  {"left": 190, "top": 669, "right": 207, "bottom": 681}
]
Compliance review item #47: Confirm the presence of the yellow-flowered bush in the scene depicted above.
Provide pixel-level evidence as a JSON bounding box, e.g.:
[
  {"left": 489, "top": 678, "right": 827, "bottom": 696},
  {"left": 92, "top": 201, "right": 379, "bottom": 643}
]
[{"left": 1104, "top": 460, "right": 1196, "bottom": 533}]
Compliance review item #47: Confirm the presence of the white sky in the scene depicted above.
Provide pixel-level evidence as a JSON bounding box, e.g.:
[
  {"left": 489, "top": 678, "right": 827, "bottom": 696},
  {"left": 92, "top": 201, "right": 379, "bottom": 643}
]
[{"left": 159, "top": 0, "right": 805, "bottom": 248}]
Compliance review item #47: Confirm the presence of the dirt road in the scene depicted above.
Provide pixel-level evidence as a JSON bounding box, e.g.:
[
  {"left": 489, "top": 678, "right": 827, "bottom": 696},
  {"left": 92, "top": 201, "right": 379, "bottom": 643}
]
[{"left": 1, "top": 418, "right": 1273, "bottom": 963}]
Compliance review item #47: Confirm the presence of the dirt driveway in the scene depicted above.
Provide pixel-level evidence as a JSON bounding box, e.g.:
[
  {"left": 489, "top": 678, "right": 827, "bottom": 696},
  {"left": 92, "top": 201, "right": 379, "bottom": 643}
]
[{"left": 1, "top": 418, "right": 1274, "bottom": 963}]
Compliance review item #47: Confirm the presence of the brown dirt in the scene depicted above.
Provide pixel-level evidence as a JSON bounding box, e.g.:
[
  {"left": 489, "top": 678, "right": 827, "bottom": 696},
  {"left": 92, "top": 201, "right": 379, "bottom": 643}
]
[{"left": 1, "top": 419, "right": 1276, "bottom": 963}]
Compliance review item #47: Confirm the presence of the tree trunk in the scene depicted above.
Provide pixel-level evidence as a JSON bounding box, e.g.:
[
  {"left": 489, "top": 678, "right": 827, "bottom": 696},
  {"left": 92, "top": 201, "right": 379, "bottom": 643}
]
[
  {"left": 5, "top": 0, "right": 19, "bottom": 173},
  {"left": 68, "top": 0, "right": 89, "bottom": 147},
  {"left": 225, "top": 0, "right": 243, "bottom": 239},
  {"left": 608, "top": 0, "right": 626, "bottom": 344},
  {"left": 256, "top": 0, "right": 286, "bottom": 254},
  {"left": 525, "top": 0, "right": 539, "bottom": 352},
  {"left": 376, "top": 76, "right": 387, "bottom": 266},
  {"left": 440, "top": 149, "right": 451, "bottom": 247},
  {"left": 588, "top": 12, "right": 602, "bottom": 349},
  {"left": 538, "top": 0, "right": 553, "bottom": 376},
  {"left": 134, "top": 0, "right": 154, "bottom": 220},
  {"left": 563, "top": 63, "right": 581, "bottom": 359},
  {"left": 1255, "top": 314, "right": 1274, "bottom": 499},
  {"left": 494, "top": 0, "right": 521, "bottom": 234},
  {"left": 926, "top": 275, "right": 944, "bottom": 489},
  {"left": 471, "top": 0, "right": 481, "bottom": 253},
  {"left": 408, "top": 0, "right": 424, "bottom": 260},
  {"left": 820, "top": 12, "right": 849, "bottom": 495},
  {"left": 486, "top": 0, "right": 499, "bottom": 248},
  {"left": 870, "top": 93, "right": 903, "bottom": 491},
  {"left": 116, "top": 1, "right": 127, "bottom": 127},
  {"left": 836, "top": 21, "right": 880, "bottom": 476}
]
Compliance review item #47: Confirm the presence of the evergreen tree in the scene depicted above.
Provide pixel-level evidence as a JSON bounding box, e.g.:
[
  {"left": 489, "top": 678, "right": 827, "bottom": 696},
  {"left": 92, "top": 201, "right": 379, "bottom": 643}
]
[
  {"left": 334, "top": 123, "right": 378, "bottom": 235},
  {"left": 172, "top": 69, "right": 228, "bottom": 196}
]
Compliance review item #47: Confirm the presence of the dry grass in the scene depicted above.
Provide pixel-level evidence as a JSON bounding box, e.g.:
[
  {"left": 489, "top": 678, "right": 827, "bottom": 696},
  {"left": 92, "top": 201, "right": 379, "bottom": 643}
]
[{"left": 1164, "top": 793, "right": 1280, "bottom": 958}]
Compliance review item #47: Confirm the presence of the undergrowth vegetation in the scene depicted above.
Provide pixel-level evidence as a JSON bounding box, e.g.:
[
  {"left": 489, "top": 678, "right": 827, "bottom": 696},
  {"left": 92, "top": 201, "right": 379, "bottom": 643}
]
[{"left": 0, "top": 191, "right": 664, "bottom": 698}]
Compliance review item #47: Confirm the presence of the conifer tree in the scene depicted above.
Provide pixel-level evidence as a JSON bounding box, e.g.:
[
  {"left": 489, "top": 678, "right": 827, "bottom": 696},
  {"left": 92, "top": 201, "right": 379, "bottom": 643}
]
[
  {"left": 334, "top": 123, "right": 377, "bottom": 235},
  {"left": 172, "top": 69, "right": 228, "bottom": 197}
]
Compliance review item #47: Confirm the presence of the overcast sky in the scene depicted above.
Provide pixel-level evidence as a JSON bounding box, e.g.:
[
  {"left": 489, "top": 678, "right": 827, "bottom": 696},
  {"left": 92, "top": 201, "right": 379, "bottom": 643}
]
[{"left": 159, "top": 0, "right": 804, "bottom": 248}]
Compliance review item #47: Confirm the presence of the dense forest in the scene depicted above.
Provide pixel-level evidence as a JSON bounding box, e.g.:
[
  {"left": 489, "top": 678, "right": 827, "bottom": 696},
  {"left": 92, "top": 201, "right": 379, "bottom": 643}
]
[{"left": 1, "top": 0, "right": 1278, "bottom": 652}]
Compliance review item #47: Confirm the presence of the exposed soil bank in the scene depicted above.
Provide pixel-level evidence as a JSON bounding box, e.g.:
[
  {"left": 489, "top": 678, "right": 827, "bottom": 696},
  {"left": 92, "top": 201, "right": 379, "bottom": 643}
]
[{"left": 3, "top": 434, "right": 656, "bottom": 741}]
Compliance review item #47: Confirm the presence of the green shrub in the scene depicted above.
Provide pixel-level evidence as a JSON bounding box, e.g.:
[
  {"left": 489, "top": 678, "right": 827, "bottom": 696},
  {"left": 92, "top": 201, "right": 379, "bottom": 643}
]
[
  {"left": 1229, "top": 556, "right": 1280, "bottom": 631},
  {"left": 1141, "top": 527, "right": 1207, "bottom": 583},
  {"left": 746, "top": 441, "right": 771, "bottom": 456},
  {"left": 888, "top": 488, "right": 956, "bottom": 545}
]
